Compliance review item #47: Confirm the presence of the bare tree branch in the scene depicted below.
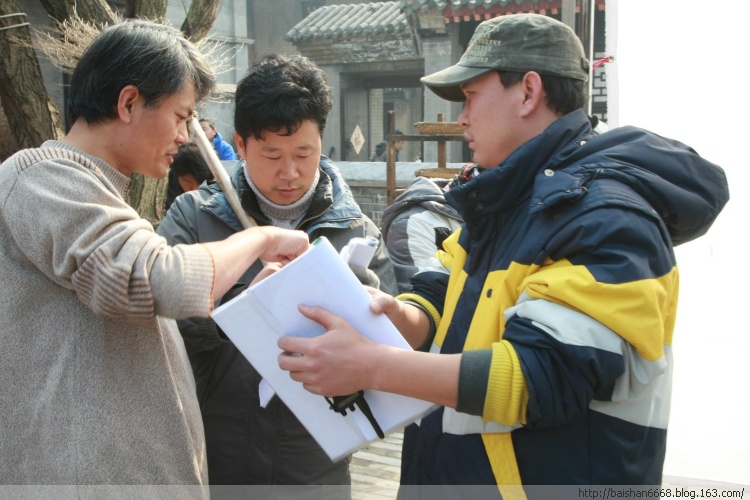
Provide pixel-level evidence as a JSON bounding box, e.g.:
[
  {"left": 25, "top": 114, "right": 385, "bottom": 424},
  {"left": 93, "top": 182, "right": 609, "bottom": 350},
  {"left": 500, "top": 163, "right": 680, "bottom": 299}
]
[
  {"left": 30, "top": 13, "right": 109, "bottom": 73},
  {"left": 39, "top": 0, "right": 117, "bottom": 25}
]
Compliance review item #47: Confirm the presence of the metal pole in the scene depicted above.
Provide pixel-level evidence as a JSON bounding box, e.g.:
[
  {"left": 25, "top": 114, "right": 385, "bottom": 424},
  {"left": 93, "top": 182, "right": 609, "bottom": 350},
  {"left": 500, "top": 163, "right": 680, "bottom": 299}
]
[
  {"left": 580, "top": 0, "right": 596, "bottom": 115},
  {"left": 561, "top": 0, "right": 575, "bottom": 31}
]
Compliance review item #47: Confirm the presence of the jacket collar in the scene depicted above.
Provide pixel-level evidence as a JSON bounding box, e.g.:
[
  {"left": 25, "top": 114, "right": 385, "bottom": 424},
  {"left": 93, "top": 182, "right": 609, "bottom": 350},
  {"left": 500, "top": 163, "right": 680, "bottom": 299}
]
[
  {"left": 446, "top": 109, "right": 593, "bottom": 239},
  {"left": 200, "top": 156, "right": 362, "bottom": 232},
  {"left": 445, "top": 108, "right": 729, "bottom": 246}
]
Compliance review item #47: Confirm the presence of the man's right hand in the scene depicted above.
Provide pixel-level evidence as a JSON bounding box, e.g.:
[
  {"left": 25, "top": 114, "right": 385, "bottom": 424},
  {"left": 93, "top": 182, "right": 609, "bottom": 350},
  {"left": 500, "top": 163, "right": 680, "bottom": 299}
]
[
  {"left": 202, "top": 226, "right": 309, "bottom": 301},
  {"left": 256, "top": 226, "right": 310, "bottom": 265}
]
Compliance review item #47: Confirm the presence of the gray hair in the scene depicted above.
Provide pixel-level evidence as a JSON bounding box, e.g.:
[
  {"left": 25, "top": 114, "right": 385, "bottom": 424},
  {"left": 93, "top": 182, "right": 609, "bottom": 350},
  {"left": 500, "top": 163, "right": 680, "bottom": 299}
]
[{"left": 67, "top": 19, "right": 216, "bottom": 125}]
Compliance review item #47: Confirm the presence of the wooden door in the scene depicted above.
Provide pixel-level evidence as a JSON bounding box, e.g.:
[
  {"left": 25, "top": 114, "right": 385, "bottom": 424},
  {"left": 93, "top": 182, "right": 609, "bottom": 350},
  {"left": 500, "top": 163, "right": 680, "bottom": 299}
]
[{"left": 341, "top": 88, "right": 369, "bottom": 161}]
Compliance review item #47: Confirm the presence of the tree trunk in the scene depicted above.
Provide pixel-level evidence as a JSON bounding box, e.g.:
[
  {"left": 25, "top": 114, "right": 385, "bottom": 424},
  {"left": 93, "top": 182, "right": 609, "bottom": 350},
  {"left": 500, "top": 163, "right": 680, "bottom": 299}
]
[
  {"left": 129, "top": 173, "right": 169, "bottom": 228},
  {"left": 124, "top": 0, "right": 167, "bottom": 22},
  {"left": 181, "top": 0, "right": 221, "bottom": 41},
  {"left": 0, "top": 0, "right": 64, "bottom": 157}
]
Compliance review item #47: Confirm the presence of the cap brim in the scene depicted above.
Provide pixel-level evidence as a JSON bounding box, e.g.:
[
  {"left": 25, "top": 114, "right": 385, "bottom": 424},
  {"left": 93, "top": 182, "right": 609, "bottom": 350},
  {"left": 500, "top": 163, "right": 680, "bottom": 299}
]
[{"left": 420, "top": 64, "right": 492, "bottom": 102}]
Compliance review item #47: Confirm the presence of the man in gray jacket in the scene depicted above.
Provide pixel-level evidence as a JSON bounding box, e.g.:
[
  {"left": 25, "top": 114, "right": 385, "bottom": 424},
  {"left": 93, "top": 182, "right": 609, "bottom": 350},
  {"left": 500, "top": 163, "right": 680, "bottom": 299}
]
[
  {"left": 0, "top": 21, "right": 309, "bottom": 487},
  {"left": 380, "top": 165, "right": 483, "bottom": 293},
  {"left": 158, "top": 54, "right": 397, "bottom": 492}
]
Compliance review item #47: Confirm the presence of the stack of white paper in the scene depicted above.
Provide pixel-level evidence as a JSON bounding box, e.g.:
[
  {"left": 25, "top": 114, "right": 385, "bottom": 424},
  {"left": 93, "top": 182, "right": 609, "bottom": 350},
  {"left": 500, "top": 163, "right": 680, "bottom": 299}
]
[{"left": 211, "top": 236, "right": 437, "bottom": 462}]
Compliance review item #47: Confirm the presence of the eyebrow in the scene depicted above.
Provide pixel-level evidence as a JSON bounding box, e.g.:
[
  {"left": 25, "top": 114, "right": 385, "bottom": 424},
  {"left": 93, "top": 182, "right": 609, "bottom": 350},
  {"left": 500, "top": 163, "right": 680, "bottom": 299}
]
[{"left": 261, "top": 144, "right": 315, "bottom": 152}]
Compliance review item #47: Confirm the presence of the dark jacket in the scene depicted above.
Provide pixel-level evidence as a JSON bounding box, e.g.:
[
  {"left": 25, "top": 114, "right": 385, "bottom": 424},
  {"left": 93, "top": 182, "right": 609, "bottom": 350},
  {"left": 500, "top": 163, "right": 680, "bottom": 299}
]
[
  {"left": 399, "top": 109, "right": 729, "bottom": 490},
  {"left": 157, "top": 157, "right": 397, "bottom": 487},
  {"left": 370, "top": 140, "right": 399, "bottom": 162}
]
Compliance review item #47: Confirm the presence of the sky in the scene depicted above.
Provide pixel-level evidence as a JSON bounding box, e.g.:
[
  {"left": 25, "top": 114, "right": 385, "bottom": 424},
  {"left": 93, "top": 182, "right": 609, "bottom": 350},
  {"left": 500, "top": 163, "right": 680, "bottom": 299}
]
[{"left": 610, "top": 0, "right": 750, "bottom": 486}]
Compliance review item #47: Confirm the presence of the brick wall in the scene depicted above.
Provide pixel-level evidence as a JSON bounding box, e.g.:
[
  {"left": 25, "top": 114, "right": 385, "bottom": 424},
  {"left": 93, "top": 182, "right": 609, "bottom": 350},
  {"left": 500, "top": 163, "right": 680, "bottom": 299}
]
[{"left": 348, "top": 183, "right": 389, "bottom": 228}]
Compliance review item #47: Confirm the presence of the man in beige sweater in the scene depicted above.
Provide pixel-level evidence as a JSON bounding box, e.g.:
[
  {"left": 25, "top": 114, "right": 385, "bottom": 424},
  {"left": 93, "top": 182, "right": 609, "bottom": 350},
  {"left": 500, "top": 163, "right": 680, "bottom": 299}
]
[{"left": 0, "top": 20, "right": 308, "bottom": 486}]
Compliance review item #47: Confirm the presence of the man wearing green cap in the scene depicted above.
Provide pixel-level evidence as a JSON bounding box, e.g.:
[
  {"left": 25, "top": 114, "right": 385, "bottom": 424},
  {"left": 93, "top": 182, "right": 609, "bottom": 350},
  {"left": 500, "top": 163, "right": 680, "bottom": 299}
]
[{"left": 276, "top": 13, "right": 729, "bottom": 493}]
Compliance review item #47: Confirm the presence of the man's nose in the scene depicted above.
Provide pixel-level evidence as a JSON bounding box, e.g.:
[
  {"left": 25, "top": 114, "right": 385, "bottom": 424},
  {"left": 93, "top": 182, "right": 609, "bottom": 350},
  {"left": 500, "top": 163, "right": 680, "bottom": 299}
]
[
  {"left": 278, "top": 160, "right": 298, "bottom": 179},
  {"left": 458, "top": 105, "right": 469, "bottom": 127},
  {"left": 177, "top": 123, "right": 190, "bottom": 145}
]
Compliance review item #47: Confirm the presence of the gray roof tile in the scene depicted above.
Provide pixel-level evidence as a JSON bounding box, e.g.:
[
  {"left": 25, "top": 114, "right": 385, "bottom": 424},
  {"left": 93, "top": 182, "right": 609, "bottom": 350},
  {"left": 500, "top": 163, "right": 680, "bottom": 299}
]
[
  {"left": 286, "top": 2, "right": 408, "bottom": 42},
  {"left": 401, "top": 0, "right": 603, "bottom": 16}
]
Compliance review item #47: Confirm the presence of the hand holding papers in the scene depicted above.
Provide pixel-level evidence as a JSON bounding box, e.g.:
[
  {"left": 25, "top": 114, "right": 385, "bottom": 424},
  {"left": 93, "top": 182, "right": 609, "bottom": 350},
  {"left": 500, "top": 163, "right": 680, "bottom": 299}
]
[{"left": 211, "top": 237, "right": 437, "bottom": 462}]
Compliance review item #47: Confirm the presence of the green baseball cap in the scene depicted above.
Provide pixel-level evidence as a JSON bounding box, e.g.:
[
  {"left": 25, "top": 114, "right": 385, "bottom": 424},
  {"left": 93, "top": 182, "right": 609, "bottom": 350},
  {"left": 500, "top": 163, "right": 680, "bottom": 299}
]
[{"left": 421, "top": 14, "right": 590, "bottom": 102}]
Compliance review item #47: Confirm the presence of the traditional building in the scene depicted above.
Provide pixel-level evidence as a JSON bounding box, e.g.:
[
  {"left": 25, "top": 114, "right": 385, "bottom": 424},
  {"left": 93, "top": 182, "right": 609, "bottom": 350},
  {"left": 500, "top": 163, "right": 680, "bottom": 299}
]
[
  {"left": 11, "top": 0, "right": 608, "bottom": 171},
  {"left": 287, "top": 0, "right": 608, "bottom": 163}
]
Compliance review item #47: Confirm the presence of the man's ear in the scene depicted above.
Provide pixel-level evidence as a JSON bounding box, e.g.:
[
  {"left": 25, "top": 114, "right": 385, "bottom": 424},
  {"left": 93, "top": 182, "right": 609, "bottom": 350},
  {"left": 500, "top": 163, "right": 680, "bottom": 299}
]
[
  {"left": 519, "top": 71, "right": 544, "bottom": 118},
  {"left": 234, "top": 132, "right": 245, "bottom": 160},
  {"left": 117, "top": 85, "right": 140, "bottom": 123}
]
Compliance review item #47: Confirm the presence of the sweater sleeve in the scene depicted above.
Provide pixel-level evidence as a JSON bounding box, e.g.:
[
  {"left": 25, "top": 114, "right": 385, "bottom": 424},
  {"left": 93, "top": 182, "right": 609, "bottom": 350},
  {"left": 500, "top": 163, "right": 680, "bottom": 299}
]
[{"left": 2, "top": 157, "right": 214, "bottom": 320}]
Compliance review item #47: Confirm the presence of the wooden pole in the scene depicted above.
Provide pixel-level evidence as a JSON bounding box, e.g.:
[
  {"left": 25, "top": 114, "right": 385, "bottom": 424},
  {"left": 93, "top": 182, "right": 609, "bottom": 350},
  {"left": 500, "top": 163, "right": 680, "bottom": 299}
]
[
  {"left": 189, "top": 117, "right": 267, "bottom": 265},
  {"left": 386, "top": 110, "right": 397, "bottom": 206},
  {"left": 437, "top": 113, "right": 447, "bottom": 169}
]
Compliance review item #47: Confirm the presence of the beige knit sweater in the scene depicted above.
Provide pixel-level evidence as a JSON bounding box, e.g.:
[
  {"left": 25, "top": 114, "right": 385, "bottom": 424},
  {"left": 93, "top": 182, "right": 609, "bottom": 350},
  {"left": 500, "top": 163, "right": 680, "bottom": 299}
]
[{"left": 0, "top": 142, "right": 214, "bottom": 485}]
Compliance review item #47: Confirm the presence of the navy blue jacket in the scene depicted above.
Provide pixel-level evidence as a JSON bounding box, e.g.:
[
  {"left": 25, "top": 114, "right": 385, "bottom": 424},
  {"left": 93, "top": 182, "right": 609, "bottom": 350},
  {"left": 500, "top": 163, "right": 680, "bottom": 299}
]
[{"left": 399, "top": 109, "right": 728, "bottom": 493}]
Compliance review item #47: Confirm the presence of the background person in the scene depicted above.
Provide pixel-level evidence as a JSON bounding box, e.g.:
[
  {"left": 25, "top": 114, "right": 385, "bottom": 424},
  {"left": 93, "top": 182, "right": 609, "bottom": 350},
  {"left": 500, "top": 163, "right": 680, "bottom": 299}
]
[
  {"left": 166, "top": 142, "right": 215, "bottom": 210},
  {"left": 370, "top": 129, "right": 404, "bottom": 161},
  {"left": 158, "top": 54, "right": 397, "bottom": 491},
  {"left": 380, "top": 164, "right": 483, "bottom": 293},
  {"left": 0, "top": 20, "right": 308, "bottom": 486},
  {"left": 199, "top": 117, "right": 237, "bottom": 160},
  {"left": 276, "top": 13, "right": 729, "bottom": 494}
]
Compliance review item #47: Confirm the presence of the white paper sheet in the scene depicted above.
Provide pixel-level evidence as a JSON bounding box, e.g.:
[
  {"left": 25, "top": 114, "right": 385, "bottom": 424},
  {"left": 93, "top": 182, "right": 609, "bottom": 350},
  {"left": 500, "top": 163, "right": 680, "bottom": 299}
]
[{"left": 211, "top": 237, "right": 437, "bottom": 462}]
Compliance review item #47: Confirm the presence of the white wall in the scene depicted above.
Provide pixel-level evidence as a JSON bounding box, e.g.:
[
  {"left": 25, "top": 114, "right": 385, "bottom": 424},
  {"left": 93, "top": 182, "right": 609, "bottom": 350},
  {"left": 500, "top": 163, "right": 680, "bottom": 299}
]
[{"left": 609, "top": 0, "right": 750, "bottom": 486}]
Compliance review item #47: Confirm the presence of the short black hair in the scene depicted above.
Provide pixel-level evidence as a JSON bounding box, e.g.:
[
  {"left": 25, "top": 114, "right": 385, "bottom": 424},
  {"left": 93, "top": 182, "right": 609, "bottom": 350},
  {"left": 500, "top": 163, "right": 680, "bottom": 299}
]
[
  {"left": 170, "top": 143, "right": 213, "bottom": 184},
  {"left": 497, "top": 70, "right": 587, "bottom": 116},
  {"left": 67, "top": 20, "right": 215, "bottom": 125},
  {"left": 234, "top": 54, "right": 332, "bottom": 141}
]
